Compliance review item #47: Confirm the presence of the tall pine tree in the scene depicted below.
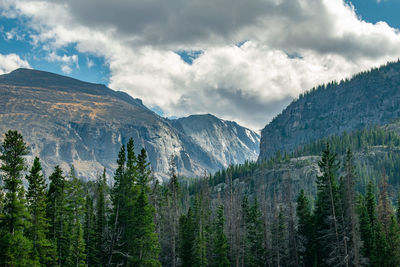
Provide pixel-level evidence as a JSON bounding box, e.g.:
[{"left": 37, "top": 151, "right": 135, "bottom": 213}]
[
  {"left": 314, "top": 143, "right": 344, "bottom": 266},
  {"left": 340, "top": 148, "right": 362, "bottom": 266},
  {"left": 296, "top": 189, "right": 314, "bottom": 267},
  {"left": 213, "top": 204, "right": 230, "bottom": 267},
  {"left": 26, "top": 157, "right": 54, "bottom": 265},
  {"left": 0, "top": 130, "right": 32, "bottom": 266},
  {"left": 95, "top": 168, "right": 107, "bottom": 266},
  {"left": 46, "top": 165, "right": 67, "bottom": 266},
  {"left": 128, "top": 148, "right": 161, "bottom": 267}
]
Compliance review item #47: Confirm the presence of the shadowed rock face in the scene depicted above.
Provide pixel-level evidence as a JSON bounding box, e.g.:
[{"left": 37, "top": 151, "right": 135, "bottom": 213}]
[
  {"left": 171, "top": 114, "right": 260, "bottom": 167},
  {"left": 0, "top": 68, "right": 260, "bottom": 181},
  {"left": 259, "top": 61, "right": 400, "bottom": 161}
]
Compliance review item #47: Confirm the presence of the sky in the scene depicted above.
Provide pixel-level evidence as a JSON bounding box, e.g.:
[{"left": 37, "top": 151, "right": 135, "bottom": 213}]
[{"left": 0, "top": 0, "right": 400, "bottom": 131}]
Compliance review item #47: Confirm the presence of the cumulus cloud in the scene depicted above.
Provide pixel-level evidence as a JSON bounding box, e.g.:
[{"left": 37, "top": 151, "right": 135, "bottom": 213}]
[
  {"left": 46, "top": 52, "right": 79, "bottom": 74},
  {"left": 1, "top": 0, "right": 400, "bottom": 129},
  {"left": 0, "top": 53, "right": 30, "bottom": 75}
]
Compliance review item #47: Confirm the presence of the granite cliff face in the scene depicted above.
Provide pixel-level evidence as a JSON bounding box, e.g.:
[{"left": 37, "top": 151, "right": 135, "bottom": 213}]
[
  {"left": 0, "top": 68, "right": 260, "bottom": 180},
  {"left": 171, "top": 114, "right": 260, "bottom": 166},
  {"left": 259, "top": 61, "right": 400, "bottom": 161}
]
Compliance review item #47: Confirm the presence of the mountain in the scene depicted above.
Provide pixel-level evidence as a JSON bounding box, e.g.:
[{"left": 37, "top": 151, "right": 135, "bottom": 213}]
[
  {"left": 171, "top": 114, "right": 260, "bottom": 166},
  {"left": 208, "top": 121, "right": 400, "bottom": 207},
  {"left": 259, "top": 60, "right": 400, "bottom": 161},
  {"left": 0, "top": 68, "right": 260, "bottom": 180}
]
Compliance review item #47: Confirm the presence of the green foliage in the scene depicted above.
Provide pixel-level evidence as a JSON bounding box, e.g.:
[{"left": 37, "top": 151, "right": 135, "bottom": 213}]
[
  {"left": 65, "top": 167, "right": 86, "bottom": 266},
  {"left": 191, "top": 195, "right": 209, "bottom": 267},
  {"left": 313, "top": 143, "right": 344, "bottom": 266},
  {"left": 179, "top": 208, "right": 195, "bottom": 266},
  {"left": 46, "top": 165, "right": 66, "bottom": 265},
  {"left": 296, "top": 189, "right": 314, "bottom": 267},
  {"left": 26, "top": 157, "right": 54, "bottom": 265},
  {"left": 95, "top": 168, "right": 107, "bottom": 266},
  {"left": 271, "top": 206, "right": 289, "bottom": 267},
  {"left": 128, "top": 149, "right": 161, "bottom": 267},
  {"left": 84, "top": 193, "right": 96, "bottom": 266},
  {"left": 6, "top": 127, "right": 400, "bottom": 266},
  {"left": 0, "top": 130, "right": 32, "bottom": 266},
  {"left": 213, "top": 205, "right": 230, "bottom": 267}
]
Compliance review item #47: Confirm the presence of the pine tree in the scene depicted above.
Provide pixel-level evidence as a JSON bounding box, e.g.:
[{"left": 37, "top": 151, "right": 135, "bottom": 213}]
[
  {"left": 26, "top": 157, "right": 54, "bottom": 265},
  {"left": 0, "top": 130, "right": 32, "bottom": 266},
  {"left": 296, "top": 189, "right": 313, "bottom": 267},
  {"left": 377, "top": 171, "right": 392, "bottom": 235},
  {"left": 192, "top": 195, "right": 208, "bottom": 267},
  {"left": 314, "top": 143, "right": 344, "bottom": 266},
  {"left": 397, "top": 191, "right": 400, "bottom": 224},
  {"left": 178, "top": 208, "right": 194, "bottom": 266},
  {"left": 213, "top": 204, "right": 230, "bottom": 267},
  {"left": 376, "top": 172, "right": 400, "bottom": 266},
  {"left": 46, "top": 165, "right": 67, "bottom": 266},
  {"left": 271, "top": 205, "right": 288, "bottom": 267},
  {"left": 108, "top": 144, "right": 127, "bottom": 266},
  {"left": 128, "top": 148, "right": 161, "bottom": 267},
  {"left": 84, "top": 193, "right": 96, "bottom": 266},
  {"left": 358, "top": 181, "right": 389, "bottom": 266},
  {"left": 95, "top": 168, "right": 107, "bottom": 266},
  {"left": 387, "top": 215, "right": 400, "bottom": 266},
  {"left": 65, "top": 166, "right": 86, "bottom": 266},
  {"left": 340, "top": 148, "right": 361, "bottom": 266},
  {"left": 160, "top": 155, "right": 181, "bottom": 267}
]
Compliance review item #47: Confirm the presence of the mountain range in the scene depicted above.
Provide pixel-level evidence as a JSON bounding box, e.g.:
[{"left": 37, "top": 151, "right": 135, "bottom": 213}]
[{"left": 0, "top": 68, "right": 259, "bottom": 180}]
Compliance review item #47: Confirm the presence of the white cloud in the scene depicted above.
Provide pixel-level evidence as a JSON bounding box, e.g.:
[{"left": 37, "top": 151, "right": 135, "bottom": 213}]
[
  {"left": 2, "top": 0, "right": 400, "bottom": 129},
  {"left": 61, "top": 65, "right": 72, "bottom": 74},
  {"left": 46, "top": 52, "right": 79, "bottom": 73},
  {"left": 86, "top": 56, "right": 94, "bottom": 68},
  {"left": 0, "top": 53, "right": 30, "bottom": 75}
]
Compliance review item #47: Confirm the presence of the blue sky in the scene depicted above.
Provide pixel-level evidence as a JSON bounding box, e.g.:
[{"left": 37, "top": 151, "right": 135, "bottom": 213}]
[
  {"left": 0, "top": 0, "right": 396, "bottom": 85},
  {"left": 349, "top": 0, "right": 400, "bottom": 29},
  {"left": 0, "top": 17, "right": 110, "bottom": 84},
  {"left": 1, "top": 0, "right": 400, "bottom": 130}
]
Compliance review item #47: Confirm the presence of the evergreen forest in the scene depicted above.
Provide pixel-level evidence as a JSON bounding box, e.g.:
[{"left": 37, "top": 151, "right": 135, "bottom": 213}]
[{"left": 1, "top": 129, "right": 400, "bottom": 266}]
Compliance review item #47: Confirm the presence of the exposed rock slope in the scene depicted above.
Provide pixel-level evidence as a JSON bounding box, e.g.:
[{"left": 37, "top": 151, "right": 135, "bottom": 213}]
[
  {"left": 0, "top": 68, "right": 260, "bottom": 180},
  {"left": 171, "top": 114, "right": 260, "bottom": 165}
]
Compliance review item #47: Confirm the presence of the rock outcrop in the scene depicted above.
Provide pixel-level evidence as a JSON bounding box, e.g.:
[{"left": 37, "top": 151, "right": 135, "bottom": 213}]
[{"left": 0, "top": 68, "right": 260, "bottom": 180}]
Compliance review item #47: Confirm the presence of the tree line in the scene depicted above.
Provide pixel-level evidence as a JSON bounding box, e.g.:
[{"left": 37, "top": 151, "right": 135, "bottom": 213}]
[
  {"left": 1, "top": 129, "right": 400, "bottom": 266},
  {"left": 0, "top": 130, "right": 160, "bottom": 266}
]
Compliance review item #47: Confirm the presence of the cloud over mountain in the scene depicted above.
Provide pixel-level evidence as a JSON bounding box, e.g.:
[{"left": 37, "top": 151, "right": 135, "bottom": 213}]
[{"left": 1, "top": 0, "right": 400, "bottom": 129}]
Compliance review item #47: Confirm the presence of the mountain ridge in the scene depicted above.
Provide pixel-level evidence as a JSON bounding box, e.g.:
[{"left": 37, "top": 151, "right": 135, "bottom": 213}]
[
  {"left": 0, "top": 68, "right": 260, "bottom": 180},
  {"left": 258, "top": 60, "right": 400, "bottom": 161}
]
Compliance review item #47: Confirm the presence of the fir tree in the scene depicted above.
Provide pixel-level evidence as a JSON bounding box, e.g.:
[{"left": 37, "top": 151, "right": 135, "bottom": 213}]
[
  {"left": 213, "top": 204, "right": 230, "bottom": 267},
  {"left": 340, "top": 148, "right": 361, "bottom": 266},
  {"left": 128, "top": 148, "right": 161, "bottom": 267},
  {"left": 0, "top": 130, "right": 32, "bottom": 266},
  {"left": 271, "top": 206, "right": 289, "bottom": 267},
  {"left": 178, "top": 208, "right": 194, "bottom": 266},
  {"left": 161, "top": 155, "right": 181, "bottom": 267},
  {"left": 95, "top": 168, "right": 107, "bottom": 266},
  {"left": 65, "top": 166, "right": 86, "bottom": 266},
  {"left": 46, "top": 165, "right": 67, "bottom": 266},
  {"left": 84, "top": 193, "right": 96, "bottom": 266},
  {"left": 192, "top": 195, "right": 208, "bottom": 267},
  {"left": 108, "top": 144, "right": 127, "bottom": 266},
  {"left": 314, "top": 143, "right": 344, "bottom": 266},
  {"left": 296, "top": 189, "right": 314, "bottom": 267},
  {"left": 26, "top": 157, "right": 54, "bottom": 265},
  {"left": 358, "top": 181, "right": 389, "bottom": 266}
]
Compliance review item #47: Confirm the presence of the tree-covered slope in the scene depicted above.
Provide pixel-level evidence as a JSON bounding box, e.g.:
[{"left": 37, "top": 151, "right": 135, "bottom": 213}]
[
  {"left": 208, "top": 122, "right": 400, "bottom": 203},
  {"left": 259, "top": 60, "right": 400, "bottom": 161}
]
